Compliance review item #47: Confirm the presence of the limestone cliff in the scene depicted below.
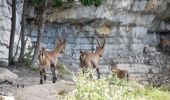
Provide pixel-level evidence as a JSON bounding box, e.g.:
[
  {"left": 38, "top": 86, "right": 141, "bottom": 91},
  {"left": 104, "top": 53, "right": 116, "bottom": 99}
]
[
  {"left": 0, "top": 0, "right": 170, "bottom": 84},
  {"left": 0, "top": 0, "right": 31, "bottom": 64}
]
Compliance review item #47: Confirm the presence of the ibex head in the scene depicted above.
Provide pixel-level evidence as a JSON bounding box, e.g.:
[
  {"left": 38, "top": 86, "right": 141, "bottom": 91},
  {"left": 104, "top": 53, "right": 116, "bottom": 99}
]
[
  {"left": 56, "top": 34, "right": 66, "bottom": 54},
  {"left": 95, "top": 37, "right": 106, "bottom": 57}
]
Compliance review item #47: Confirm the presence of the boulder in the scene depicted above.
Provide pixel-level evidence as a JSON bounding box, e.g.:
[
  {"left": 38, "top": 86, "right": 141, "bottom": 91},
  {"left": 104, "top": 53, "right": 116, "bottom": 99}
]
[
  {"left": 0, "top": 68, "right": 18, "bottom": 84},
  {"left": 0, "top": 95, "right": 15, "bottom": 100}
]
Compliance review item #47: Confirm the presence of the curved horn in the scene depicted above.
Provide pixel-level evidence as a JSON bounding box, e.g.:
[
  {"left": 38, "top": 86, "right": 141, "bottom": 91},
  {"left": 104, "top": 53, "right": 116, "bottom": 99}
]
[
  {"left": 58, "top": 33, "right": 62, "bottom": 42},
  {"left": 96, "top": 37, "right": 101, "bottom": 47},
  {"left": 102, "top": 38, "right": 106, "bottom": 48}
]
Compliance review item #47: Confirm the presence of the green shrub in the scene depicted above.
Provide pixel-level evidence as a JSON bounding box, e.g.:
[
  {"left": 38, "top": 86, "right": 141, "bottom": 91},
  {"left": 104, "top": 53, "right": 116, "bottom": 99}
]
[
  {"left": 61, "top": 70, "right": 170, "bottom": 100},
  {"left": 22, "top": 49, "right": 33, "bottom": 67},
  {"left": 56, "top": 63, "right": 71, "bottom": 78}
]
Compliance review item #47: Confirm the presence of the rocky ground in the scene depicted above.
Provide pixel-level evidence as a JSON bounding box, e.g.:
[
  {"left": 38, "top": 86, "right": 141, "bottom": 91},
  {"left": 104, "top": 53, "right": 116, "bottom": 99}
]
[{"left": 0, "top": 66, "right": 76, "bottom": 100}]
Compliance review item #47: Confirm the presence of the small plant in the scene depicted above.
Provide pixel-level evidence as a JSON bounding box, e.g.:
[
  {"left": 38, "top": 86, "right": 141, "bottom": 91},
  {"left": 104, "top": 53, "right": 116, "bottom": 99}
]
[
  {"left": 21, "top": 46, "right": 34, "bottom": 67},
  {"left": 18, "top": 50, "right": 38, "bottom": 72},
  {"left": 56, "top": 63, "right": 71, "bottom": 78},
  {"left": 59, "top": 70, "right": 170, "bottom": 100}
]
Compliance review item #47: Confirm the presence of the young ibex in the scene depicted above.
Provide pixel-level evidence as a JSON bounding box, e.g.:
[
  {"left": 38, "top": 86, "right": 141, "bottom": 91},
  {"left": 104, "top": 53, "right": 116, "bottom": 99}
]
[
  {"left": 79, "top": 37, "right": 106, "bottom": 79},
  {"left": 160, "top": 39, "right": 170, "bottom": 51},
  {"left": 111, "top": 59, "right": 129, "bottom": 81},
  {"left": 38, "top": 35, "right": 66, "bottom": 84}
]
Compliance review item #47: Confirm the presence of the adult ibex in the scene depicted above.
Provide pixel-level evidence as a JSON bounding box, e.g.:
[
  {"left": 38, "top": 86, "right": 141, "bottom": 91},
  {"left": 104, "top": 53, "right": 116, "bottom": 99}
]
[
  {"left": 38, "top": 35, "right": 66, "bottom": 84},
  {"left": 79, "top": 37, "right": 106, "bottom": 79},
  {"left": 111, "top": 59, "right": 129, "bottom": 81}
]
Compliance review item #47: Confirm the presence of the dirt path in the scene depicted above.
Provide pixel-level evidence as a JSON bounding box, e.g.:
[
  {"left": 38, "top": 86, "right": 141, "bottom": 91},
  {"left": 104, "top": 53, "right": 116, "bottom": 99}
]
[
  {"left": 15, "top": 81, "right": 75, "bottom": 100},
  {"left": 0, "top": 66, "right": 76, "bottom": 100}
]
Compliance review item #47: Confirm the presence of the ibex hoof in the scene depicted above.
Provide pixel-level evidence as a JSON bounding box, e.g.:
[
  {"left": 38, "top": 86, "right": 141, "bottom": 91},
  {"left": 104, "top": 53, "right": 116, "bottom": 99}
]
[
  {"left": 40, "top": 79, "right": 43, "bottom": 84},
  {"left": 52, "top": 77, "right": 57, "bottom": 83}
]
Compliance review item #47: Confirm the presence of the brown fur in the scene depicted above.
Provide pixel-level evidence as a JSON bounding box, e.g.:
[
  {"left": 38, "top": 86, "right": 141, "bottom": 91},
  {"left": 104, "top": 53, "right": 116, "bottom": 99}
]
[
  {"left": 38, "top": 35, "right": 66, "bottom": 84},
  {"left": 160, "top": 39, "right": 170, "bottom": 49},
  {"left": 79, "top": 38, "right": 106, "bottom": 79},
  {"left": 111, "top": 60, "right": 129, "bottom": 81}
]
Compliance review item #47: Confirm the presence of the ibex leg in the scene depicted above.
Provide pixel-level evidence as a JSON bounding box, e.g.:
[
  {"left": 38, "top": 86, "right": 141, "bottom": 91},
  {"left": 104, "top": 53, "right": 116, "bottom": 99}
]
[
  {"left": 50, "top": 64, "right": 57, "bottom": 83},
  {"left": 42, "top": 68, "right": 46, "bottom": 81},
  {"left": 40, "top": 68, "right": 43, "bottom": 84},
  {"left": 126, "top": 74, "right": 129, "bottom": 82},
  {"left": 96, "top": 68, "right": 100, "bottom": 79}
]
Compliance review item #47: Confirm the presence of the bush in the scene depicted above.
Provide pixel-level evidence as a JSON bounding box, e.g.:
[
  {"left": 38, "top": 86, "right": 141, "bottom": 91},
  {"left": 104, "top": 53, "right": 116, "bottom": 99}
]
[
  {"left": 60, "top": 70, "right": 170, "bottom": 100},
  {"left": 57, "top": 63, "right": 71, "bottom": 78}
]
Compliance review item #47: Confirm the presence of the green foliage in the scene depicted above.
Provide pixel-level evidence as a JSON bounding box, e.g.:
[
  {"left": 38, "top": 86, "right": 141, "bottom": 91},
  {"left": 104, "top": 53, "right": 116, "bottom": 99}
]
[
  {"left": 33, "top": 0, "right": 103, "bottom": 8},
  {"left": 80, "top": 0, "right": 103, "bottom": 7},
  {"left": 29, "top": 66, "right": 39, "bottom": 72},
  {"left": 94, "top": 0, "right": 103, "bottom": 7},
  {"left": 23, "top": 51, "right": 32, "bottom": 67},
  {"left": 21, "top": 48, "right": 39, "bottom": 71},
  {"left": 57, "top": 63, "right": 70, "bottom": 78},
  {"left": 33, "top": 0, "right": 62, "bottom": 8},
  {"left": 20, "top": 47, "right": 33, "bottom": 67},
  {"left": 60, "top": 70, "right": 170, "bottom": 100},
  {"left": 33, "top": 0, "right": 43, "bottom": 7},
  {"left": 52, "top": 0, "right": 62, "bottom": 8}
]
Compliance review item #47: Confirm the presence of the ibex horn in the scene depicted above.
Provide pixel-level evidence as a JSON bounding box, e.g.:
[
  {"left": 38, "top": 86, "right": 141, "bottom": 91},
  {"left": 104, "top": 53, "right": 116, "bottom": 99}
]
[
  {"left": 102, "top": 38, "right": 106, "bottom": 48},
  {"left": 96, "top": 37, "right": 101, "bottom": 47},
  {"left": 58, "top": 33, "right": 62, "bottom": 42}
]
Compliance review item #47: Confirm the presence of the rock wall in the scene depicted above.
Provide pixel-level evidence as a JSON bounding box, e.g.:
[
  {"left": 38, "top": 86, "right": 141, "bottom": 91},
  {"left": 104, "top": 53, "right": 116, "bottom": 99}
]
[
  {"left": 0, "top": 0, "right": 32, "bottom": 64},
  {"left": 0, "top": 0, "right": 21, "bottom": 63},
  {"left": 27, "top": 0, "right": 170, "bottom": 85}
]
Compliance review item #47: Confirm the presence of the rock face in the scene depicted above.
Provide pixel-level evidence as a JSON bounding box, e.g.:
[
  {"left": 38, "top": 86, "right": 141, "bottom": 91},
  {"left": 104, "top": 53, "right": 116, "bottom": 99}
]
[
  {"left": 26, "top": 0, "right": 170, "bottom": 84},
  {"left": 0, "top": 0, "right": 32, "bottom": 63}
]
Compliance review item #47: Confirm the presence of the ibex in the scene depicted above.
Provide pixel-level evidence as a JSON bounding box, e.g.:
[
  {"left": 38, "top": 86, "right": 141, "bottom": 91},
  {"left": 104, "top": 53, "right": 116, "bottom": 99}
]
[
  {"left": 111, "top": 59, "right": 129, "bottom": 81},
  {"left": 38, "top": 35, "right": 66, "bottom": 84},
  {"left": 79, "top": 38, "right": 106, "bottom": 79},
  {"left": 160, "top": 39, "right": 170, "bottom": 51}
]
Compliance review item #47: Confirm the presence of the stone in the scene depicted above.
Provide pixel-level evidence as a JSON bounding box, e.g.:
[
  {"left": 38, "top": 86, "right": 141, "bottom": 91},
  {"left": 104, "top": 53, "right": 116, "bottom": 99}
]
[
  {"left": 110, "top": 27, "right": 119, "bottom": 37},
  {"left": 83, "top": 26, "right": 95, "bottom": 32},
  {"left": 0, "top": 61, "right": 8, "bottom": 67},
  {"left": 132, "top": 27, "right": 147, "bottom": 39},
  {"left": 159, "top": 21, "right": 166, "bottom": 31},
  {"left": 143, "top": 33, "right": 158, "bottom": 46},
  {"left": 0, "top": 68, "right": 18, "bottom": 84},
  {"left": 0, "top": 45, "right": 9, "bottom": 60},
  {"left": 0, "top": 96, "right": 15, "bottom": 100},
  {"left": 100, "top": 65, "right": 110, "bottom": 74},
  {"left": 144, "top": 47, "right": 157, "bottom": 53},
  {"left": 131, "top": 43, "right": 144, "bottom": 54},
  {"left": 0, "top": 0, "right": 32, "bottom": 62},
  {"left": 0, "top": 0, "right": 169, "bottom": 84},
  {"left": 106, "top": 37, "right": 122, "bottom": 44},
  {"left": 117, "top": 64, "right": 154, "bottom": 73},
  {"left": 132, "top": 0, "right": 147, "bottom": 11},
  {"left": 166, "top": 23, "right": 170, "bottom": 31},
  {"left": 136, "top": 14, "right": 155, "bottom": 26}
]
